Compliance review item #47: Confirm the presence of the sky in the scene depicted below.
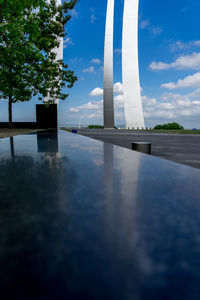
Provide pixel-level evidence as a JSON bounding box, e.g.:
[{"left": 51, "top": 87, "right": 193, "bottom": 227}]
[{"left": 1, "top": 0, "right": 200, "bottom": 128}]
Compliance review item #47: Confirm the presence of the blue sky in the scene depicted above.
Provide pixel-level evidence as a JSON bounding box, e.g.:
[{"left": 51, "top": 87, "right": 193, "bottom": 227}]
[{"left": 1, "top": 0, "right": 200, "bottom": 128}]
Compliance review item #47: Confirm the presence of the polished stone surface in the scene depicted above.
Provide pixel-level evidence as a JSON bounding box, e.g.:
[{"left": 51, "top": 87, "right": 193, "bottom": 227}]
[{"left": 1, "top": 129, "right": 200, "bottom": 299}]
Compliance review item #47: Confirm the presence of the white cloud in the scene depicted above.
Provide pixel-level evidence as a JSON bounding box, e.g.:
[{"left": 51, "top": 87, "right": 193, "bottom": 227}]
[
  {"left": 192, "top": 100, "right": 200, "bottom": 105},
  {"left": 70, "top": 8, "right": 79, "bottom": 19},
  {"left": 151, "top": 27, "right": 163, "bottom": 35},
  {"left": 139, "top": 18, "right": 162, "bottom": 35},
  {"left": 69, "top": 100, "right": 103, "bottom": 113},
  {"left": 187, "top": 88, "right": 200, "bottom": 98},
  {"left": 170, "top": 40, "right": 200, "bottom": 52},
  {"left": 89, "top": 87, "right": 103, "bottom": 97},
  {"left": 149, "top": 61, "right": 171, "bottom": 71},
  {"left": 114, "top": 82, "right": 123, "bottom": 94},
  {"left": 152, "top": 111, "right": 176, "bottom": 119},
  {"left": 158, "top": 102, "right": 176, "bottom": 110},
  {"left": 114, "top": 48, "right": 122, "bottom": 54},
  {"left": 176, "top": 100, "right": 191, "bottom": 107},
  {"left": 150, "top": 52, "right": 200, "bottom": 71},
  {"left": 90, "top": 14, "right": 97, "bottom": 24},
  {"left": 161, "top": 92, "right": 190, "bottom": 101},
  {"left": 139, "top": 19, "right": 150, "bottom": 29},
  {"left": 161, "top": 72, "right": 200, "bottom": 89},
  {"left": 64, "top": 37, "right": 74, "bottom": 48},
  {"left": 82, "top": 66, "right": 96, "bottom": 73},
  {"left": 69, "top": 107, "right": 80, "bottom": 113},
  {"left": 99, "top": 66, "right": 104, "bottom": 72},
  {"left": 141, "top": 87, "right": 200, "bottom": 122},
  {"left": 89, "top": 82, "right": 123, "bottom": 98},
  {"left": 114, "top": 95, "right": 124, "bottom": 107},
  {"left": 88, "top": 113, "right": 100, "bottom": 119},
  {"left": 90, "top": 58, "right": 101, "bottom": 64},
  {"left": 69, "top": 79, "right": 200, "bottom": 125},
  {"left": 142, "top": 96, "right": 157, "bottom": 106}
]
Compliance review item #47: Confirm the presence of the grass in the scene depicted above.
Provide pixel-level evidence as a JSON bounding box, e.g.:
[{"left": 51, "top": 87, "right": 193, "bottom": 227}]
[
  {"left": 60, "top": 127, "right": 72, "bottom": 133},
  {"left": 60, "top": 127, "right": 200, "bottom": 135}
]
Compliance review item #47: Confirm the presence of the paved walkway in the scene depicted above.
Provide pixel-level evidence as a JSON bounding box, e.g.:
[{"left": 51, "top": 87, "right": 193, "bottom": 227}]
[
  {"left": 77, "top": 129, "right": 200, "bottom": 169},
  {"left": 0, "top": 129, "right": 39, "bottom": 139}
]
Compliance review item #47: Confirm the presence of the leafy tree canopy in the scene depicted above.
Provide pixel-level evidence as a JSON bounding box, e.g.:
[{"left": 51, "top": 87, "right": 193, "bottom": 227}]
[{"left": 0, "top": 0, "right": 78, "bottom": 124}]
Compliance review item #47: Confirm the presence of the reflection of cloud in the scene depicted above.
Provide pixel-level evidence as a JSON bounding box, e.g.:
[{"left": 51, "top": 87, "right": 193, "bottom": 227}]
[
  {"left": 69, "top": 143, "right": 100, "bottom": 153},
  {"left": 69, "top": 142, "right": 104, "bottom": 167},
  {"left": 92, "top": 158, "right": 104, "bottom": 166},
  {"left": 0, "top": 151, "right": 79, "bottom": 296}
]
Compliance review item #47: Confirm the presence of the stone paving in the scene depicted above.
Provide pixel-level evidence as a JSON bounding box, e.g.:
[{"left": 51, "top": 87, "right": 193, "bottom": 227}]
[
  {"left": 77, "top": 129, "right": 200, "bottom": 169},
  {"left": 0, "top": 129, "right": 39, "bottom": 139}
]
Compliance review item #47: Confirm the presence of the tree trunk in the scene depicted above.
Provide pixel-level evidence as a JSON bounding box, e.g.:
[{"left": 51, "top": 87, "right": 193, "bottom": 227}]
[{"left": 8, "top": 95, "right": 13, "bottom": 127}]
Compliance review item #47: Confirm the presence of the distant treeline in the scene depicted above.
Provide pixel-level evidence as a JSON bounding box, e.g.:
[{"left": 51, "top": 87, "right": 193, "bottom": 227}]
[
  {"left": 154, "top": 123, "right": 184, "bottom": 130},
  {"left": 88, "top": 125, "right": 104, "bottom": 129}
]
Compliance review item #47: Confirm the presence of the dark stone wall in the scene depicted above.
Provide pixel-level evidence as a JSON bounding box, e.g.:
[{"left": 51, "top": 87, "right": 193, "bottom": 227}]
[
  {"left": 0, "top": 104, "right": 58, "bottom": 129},
  {"left": 0, "top": 122, "right": 38, "bottom": 129},
  {"left": 36, "top": 104, "right": 57, "bottom": 129}
]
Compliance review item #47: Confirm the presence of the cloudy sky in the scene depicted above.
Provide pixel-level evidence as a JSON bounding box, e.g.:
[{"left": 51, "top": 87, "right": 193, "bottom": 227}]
[{"left": 1, "top": 0, "right": 200, "bottom": 128}]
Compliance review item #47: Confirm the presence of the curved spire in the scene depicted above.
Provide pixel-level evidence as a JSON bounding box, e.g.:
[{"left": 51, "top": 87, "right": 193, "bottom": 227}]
[
  {"left": 103, "top": 0, "right": 115, "bottom": 129},
  {"left": 122, "top": 0, "right": 145, "bottom": 129}
]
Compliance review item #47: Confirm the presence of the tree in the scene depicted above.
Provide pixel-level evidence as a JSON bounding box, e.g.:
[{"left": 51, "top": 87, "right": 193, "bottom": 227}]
[
  {"left": 0, "top": 0, "right": 78, "bottom": 126},
  {"left": 154, "top": 123, "right": 184, "bottom": 130}
]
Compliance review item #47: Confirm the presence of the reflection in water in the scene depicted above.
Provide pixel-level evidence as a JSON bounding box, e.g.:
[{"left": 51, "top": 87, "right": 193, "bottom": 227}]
[
  {"left": 103, "top": 143, "right": 114, "bottom": 199},
  {"left": 68, "top": 141, "right": 104, "bottom": 167},
  {"left": 117, "top": 149, "right": 154, "bottom": 275},
  {"left": 0, "top": 132, "right": 78, "bottom": 297},
  {"left": 103, "top": 146, "right": 153, "bottom": 296},
  {"left": 118, "top": 148, "right": 140, "bottom": 237},
  {"left": 10, "top": 137, "right": 15, "bottom": 159},
  {"left": 37, "top": 130, "right": 58, "bottom": 153},
  {"left": 37, "top": 130, "right": 61, "bottom": 168},
  {"left": 2, "top": 131, "right": 200, "bottom": 298},
  {"left": 103, "top": 144, "right": 142, "bottom": 242},
  {"left": 103, "top": 143, "right": 115, "bottom": 236}
]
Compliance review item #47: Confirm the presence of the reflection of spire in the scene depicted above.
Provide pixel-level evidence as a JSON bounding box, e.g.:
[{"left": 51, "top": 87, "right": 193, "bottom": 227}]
[
  {"left": 37, "top": 130, "right": 60, "bottom": 168},
  {"left": 122, "top": 0, "right": 145, "bottom": 129},
  {"left": 103, "top": 145, "right": 142, "bottom": 253},
  {"left": 104, "top": 143, "right": 114, "bottom": 201},
  {"left": 103, "top": 142, "right": 116, "bottom": 239},
  {"left": 118, "top": 148, "right": 141, "bottom": 229},
  {"left": 103, "top": 144, "right": 153, "bottom": 281},
  {"left": 103, "top": 0, "right": 115, "bottom": 129},
  {"left": 37, "top": 130, "right": 59, "bottom": 153},
  {"left": 10, "top": 137, "right": 15, "bottom": 159}
]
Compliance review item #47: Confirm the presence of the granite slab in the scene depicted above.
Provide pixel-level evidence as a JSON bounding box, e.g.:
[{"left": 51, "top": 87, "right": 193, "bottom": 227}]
[{"left": 0, "top": 129, "right": 200, "bottom": 299}]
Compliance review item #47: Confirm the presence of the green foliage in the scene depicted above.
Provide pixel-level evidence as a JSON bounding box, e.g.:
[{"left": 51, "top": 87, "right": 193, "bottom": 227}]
[
  {"left": 0, "top": 0, "right": 78, "bottom": 124},
  {"left": 88, "top": 125, "right": 104, "bottom": 129},
  {"left": 154, "top": 123, "right": 184, "bottom": 130}
]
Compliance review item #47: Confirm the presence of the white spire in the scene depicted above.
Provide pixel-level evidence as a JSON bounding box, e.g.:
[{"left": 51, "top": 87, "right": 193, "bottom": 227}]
[
  {"left": 122, "top": 0, "right": 145, "bottom": 129},
  {"left": 103, "top": 0, "right": 115, "bottom": 129}
]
